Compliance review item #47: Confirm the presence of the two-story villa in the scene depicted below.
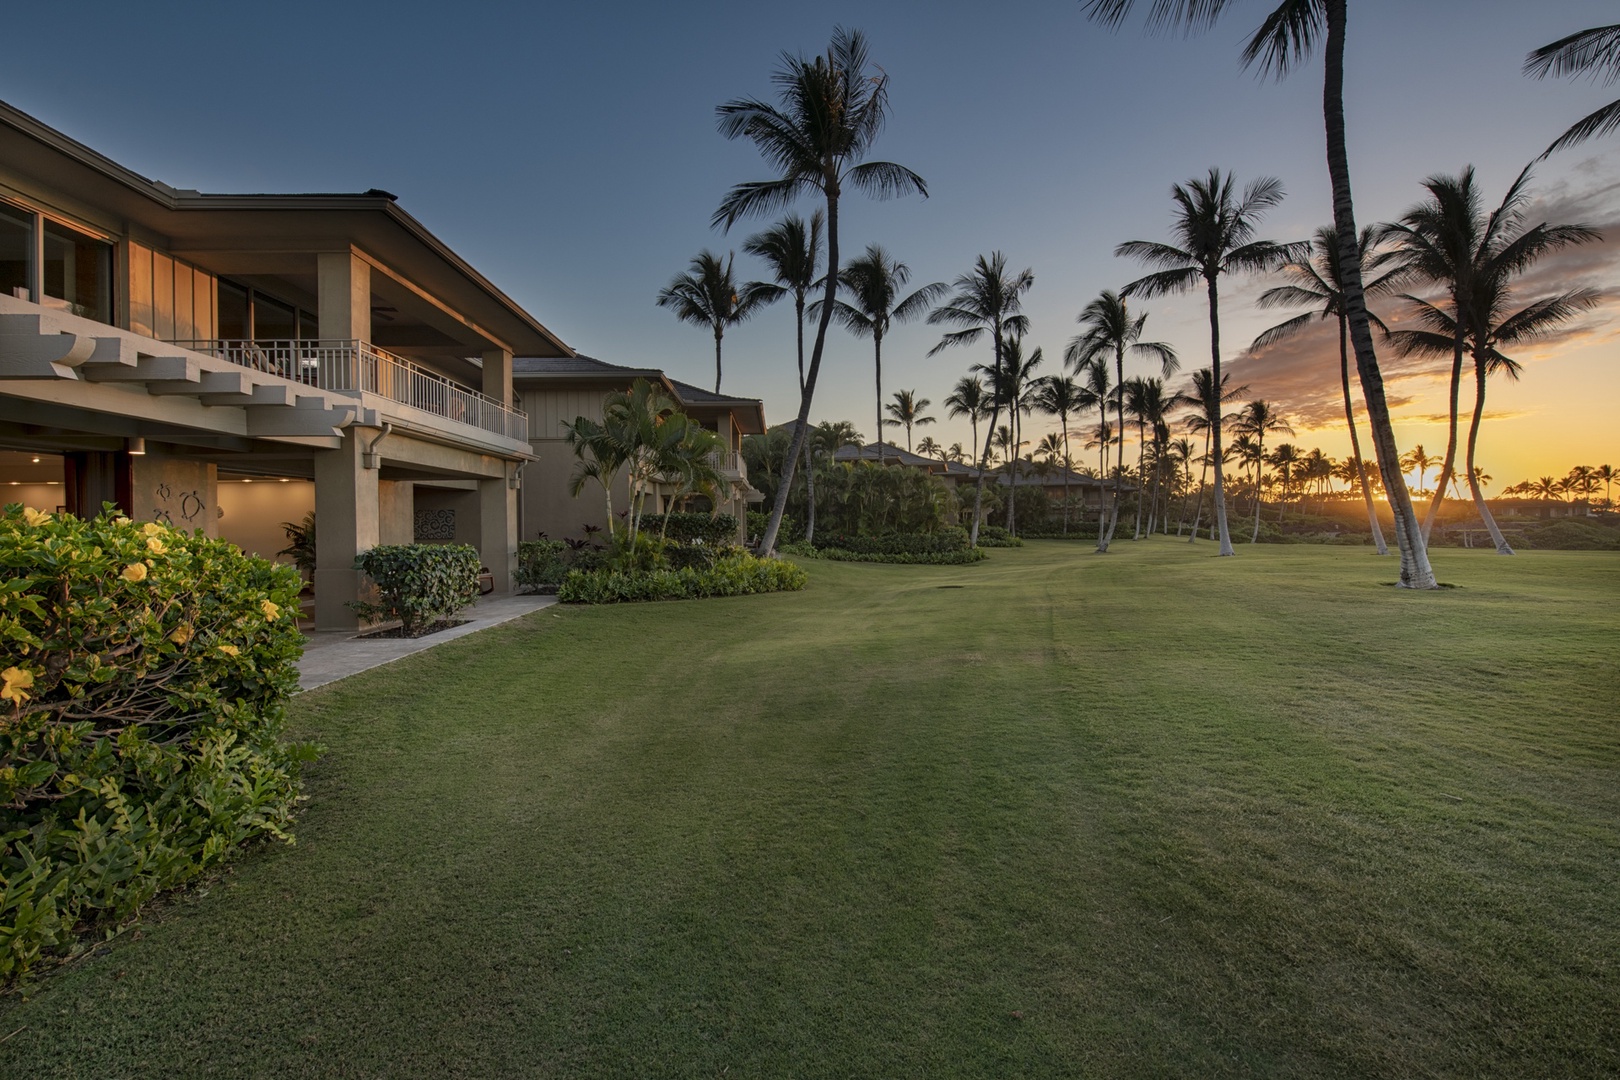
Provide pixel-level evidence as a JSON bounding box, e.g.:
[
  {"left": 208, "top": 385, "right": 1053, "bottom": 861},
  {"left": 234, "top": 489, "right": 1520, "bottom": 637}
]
[{"left": 0, "top": 100, "right": 569, "bottom": 629}]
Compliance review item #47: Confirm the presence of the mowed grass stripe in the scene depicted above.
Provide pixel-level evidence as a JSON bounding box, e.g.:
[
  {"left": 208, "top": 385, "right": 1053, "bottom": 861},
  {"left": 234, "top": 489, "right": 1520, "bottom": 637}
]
[{"left": 4, "top": 539, "right": 1616, "bottom": 1078}]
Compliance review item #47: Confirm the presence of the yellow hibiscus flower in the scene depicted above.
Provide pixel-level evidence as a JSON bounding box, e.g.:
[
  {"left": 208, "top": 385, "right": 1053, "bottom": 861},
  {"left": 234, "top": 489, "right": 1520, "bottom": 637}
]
[
  {"left": 260, "top": 599, "right": 281, "bottom": 621},
  {"left": 169, "top": 625, "right": 193, "bottom": 645},
  {"left": 147, "top": 536, "right": 167, "bottom": 554},
  {"left": 1, "top": 666, "right": 34, "bottom": 704},
  {"left": 142, "top": 521, "right": 166, "bottom": 537},
  {"left": 22, "top": 507, "right": 51, "bottom": 527},
  {"left": 121, "top": 562, "right": 148, "bottom": 583},
  {"left": 217, "top": 644, "right": 240, "bottom": 657}
]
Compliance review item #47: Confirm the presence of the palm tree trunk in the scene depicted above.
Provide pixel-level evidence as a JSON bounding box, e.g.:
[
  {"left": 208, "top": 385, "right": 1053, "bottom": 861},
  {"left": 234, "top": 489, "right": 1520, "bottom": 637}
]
[
  {"left": 1097, "top": 350, "right": 1122, "bottom": 553},
  {"left": 1132, "top": 417, "right": 1146, "bottom": 539},
  {"left": 1206, "top": 278, "right": 1235, "bottom": 556},
  {"left": 797, "top": 295, "right": 817, "bottom": 545},
  {"left": 1422, "top": 330, "right": 1464, "bottom": 542},
  {"left": 1009, "top": 406, "right": 1019, "bottom": 537},
  {"left": 1188, "top": 429, "right": 1211, "bottom": 542},
  {"left": 1340, "top": 315, "right": 1389, "bottom": 554},
  {"left": 1251, "top": 433, "right": 1266, "bottom": 543},
  {"left": 968, "top": 336, "right": 1004, "bottom": 548},
  {"left": 713, "top": 328, "right": 723, "bottom": 394},
  {"left": 1061, "top": 416, "right": 1072, "bottom": 535},
  {"left": 874, "top": 332, "right": 885, "bottom": 466},
  {"left": 1466, "top": 356, "right": 1513, "bottom": 554},
  {"left": 761, "top": 192, "right": 839, "bottom": 554},
  {"left": 1324, "top": 0, "right": 1436, "bottom": 587}
]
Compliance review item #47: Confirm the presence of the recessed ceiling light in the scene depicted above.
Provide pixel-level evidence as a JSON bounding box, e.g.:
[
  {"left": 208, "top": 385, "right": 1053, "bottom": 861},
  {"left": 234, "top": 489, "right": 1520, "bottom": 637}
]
[
  {"left": 279, "top": 478, "right": 290, "bottom": 483},
  {"left": 30, "top": 456, "right": 40, "bottom": 464},
  {"left": 242, "top": 478, "right": 252, "bottom": 483}
]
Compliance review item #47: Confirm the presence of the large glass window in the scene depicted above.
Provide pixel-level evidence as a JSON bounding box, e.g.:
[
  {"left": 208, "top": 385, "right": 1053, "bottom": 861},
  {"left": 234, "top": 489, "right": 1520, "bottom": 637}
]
[
  {"left": 218, "top": 280, "right": 249, "bottom": 339},
  {"left": 0, "top": 202, "right": 29, "bottom": 300},
  {"left": 42, "top": 219, "right": 111, "bottom": 323},
  {"left": 253, "top": 293, "right": 297, "bottom": 339}
]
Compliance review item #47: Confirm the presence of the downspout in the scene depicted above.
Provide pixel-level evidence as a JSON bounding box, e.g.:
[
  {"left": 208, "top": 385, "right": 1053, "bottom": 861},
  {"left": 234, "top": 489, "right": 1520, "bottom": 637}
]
[{"left": 361, "top": 422, "right": 393, "bottom": 469}]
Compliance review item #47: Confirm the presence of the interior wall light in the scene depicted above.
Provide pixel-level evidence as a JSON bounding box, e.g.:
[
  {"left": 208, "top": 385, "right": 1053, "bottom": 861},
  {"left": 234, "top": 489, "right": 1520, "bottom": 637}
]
[{"left": 128, "top": 437, "right": 146, "bottom": 455}]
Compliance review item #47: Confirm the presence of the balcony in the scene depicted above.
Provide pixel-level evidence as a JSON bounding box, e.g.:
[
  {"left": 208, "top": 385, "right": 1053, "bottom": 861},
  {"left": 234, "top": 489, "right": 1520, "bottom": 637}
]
[
  {"left": 709, "top": 449, "right": 747, "bottom": 483},
  {"left": 171, "top": 339, "right": 527, "bottom": 443}
]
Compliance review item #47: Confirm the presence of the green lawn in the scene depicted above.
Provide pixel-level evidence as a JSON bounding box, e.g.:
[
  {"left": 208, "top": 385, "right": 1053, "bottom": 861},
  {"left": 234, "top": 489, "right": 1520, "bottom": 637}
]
[{"left": 5, "top": 540, "right": 1617, "bottom": 1078}]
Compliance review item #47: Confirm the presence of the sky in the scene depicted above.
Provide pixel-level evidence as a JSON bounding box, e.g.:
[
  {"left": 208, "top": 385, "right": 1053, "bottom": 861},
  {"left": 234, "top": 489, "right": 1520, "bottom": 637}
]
[{"left": 4, "top": 0, "right": 1615, "bottom": 486}]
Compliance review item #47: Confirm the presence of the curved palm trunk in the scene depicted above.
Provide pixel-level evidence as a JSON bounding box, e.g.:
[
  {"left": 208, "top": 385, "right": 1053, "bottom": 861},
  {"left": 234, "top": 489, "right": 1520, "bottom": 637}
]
[
  {"left": 1339, "top": 315, "right": 1388, "bottom": 554},
  {"left": 762, "top": 194, "right": 839, "bottom": 555},
  {"left": 1206, "top": 278, "right": 1235, "bottom": 556},
  {"left": 1422, "top": 328, "right": 1464, "bottom": 542},
  {"left": 1466, "top": 355, "right": 1513, "bottom": 554},
  {"left": 1097, "top": 437, "right": 1108, "bottom": 540},
  {"left": 1133, "top": 417, "right": 1147, "bottom": 539},
  {"left": 1097, "top": 348, "right": 1124, "bottom": 553},
  {"left": 1060, "top": 414, "right": 1072, "bottom": 534},
  {"left": 1324, "top": 0, "right": 1437, "bottom": 587},
  {"left": 968, "top": 338, "right": 1004, "bottom": 547}
]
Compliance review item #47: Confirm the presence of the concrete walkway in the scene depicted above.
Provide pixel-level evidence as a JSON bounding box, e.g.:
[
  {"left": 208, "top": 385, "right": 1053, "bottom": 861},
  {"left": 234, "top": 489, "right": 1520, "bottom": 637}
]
[{"left": 296, "top": 592, "right": 558, "bottom": 691}]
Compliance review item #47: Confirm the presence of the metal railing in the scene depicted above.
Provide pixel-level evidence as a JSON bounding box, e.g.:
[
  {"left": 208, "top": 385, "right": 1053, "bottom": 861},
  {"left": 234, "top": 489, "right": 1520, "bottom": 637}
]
[
  {"left": 170, "top": 339, "right": 528, "bottom": 442},
  {"left": 708, "top": 449, "right": 747, "bottom": 482}
]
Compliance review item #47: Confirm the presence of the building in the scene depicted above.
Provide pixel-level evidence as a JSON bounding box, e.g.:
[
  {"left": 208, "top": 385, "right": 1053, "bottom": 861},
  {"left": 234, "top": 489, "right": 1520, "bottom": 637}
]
[
  {"left": 515, "top": 355, "right": 765, "bottom": 542},
  {"left": 0, "top": 100, "right": 569, "bottom": 629}
]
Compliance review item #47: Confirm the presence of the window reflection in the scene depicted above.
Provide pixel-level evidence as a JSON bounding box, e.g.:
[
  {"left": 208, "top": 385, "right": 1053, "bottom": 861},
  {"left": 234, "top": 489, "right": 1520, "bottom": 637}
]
[{"left": 42, "top": 219, "right": 111, "bottom": 323}]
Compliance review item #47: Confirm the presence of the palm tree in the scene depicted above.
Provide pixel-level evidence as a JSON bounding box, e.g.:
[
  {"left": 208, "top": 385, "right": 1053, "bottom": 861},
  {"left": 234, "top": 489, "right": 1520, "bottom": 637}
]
[
  {"left": 654, "top": 250, "right": 771, "bottom": 393},
  {"left": 1034, "top": 374, "right": 1084, "bottom": 533},
  {"left": 976, "top": 338, "right": 1045, "bottom": 536},
  {"left": 715, "top": 26, "right": 929, "bottom": 554},
  {"left": 1388, "top": 168, "right": 1600, "bottom": 554},
  {"left": 1267, "top": 443, "right": 1303, "bottom": 520},
  {"left": 915, "top": 435, "right": 942, "bottom": 462},
  {"left": 947, "top": 442, "right": 968, "bottom": 465},
  {"left": 927, "top": 253, "right": 1036, "bottom": 546},
  {"left": 744, "top": 212, "right": 824, "bottom": 541},
  {"left": 655, "top": 424, "right": 728, "bottom": 537},
  {"left": 1597, "top": 464, "right": 1617, "bottom": 508},
  {"left": 1178, "top": 368, "right": 1249, "bottom": 544},
  {"left": 1233, "top": 400, "right": 1294, "bottom": 543},
  {"left": 1254, "top": 224, "right": 1400, "bottom": 555},
  {"left": 1400, "top": 444, "right": 1436, "bottom": 496},
  {"left": 884, "top": 389, "right": 937, "bottom": 454},
  {"left": 1124, "top": 376, "right": 1171, "bottom": 539},
  {"left": 1084, "top": 0, "right": 1441, "bottom": 588},
  {"left": 945, "top": 375, "right": 991, "bottom": 473},
  {"left": 1166, "top": 435, "right": 1197, "bottom": 534},
  {"left": 820, "top": 245, "right": 945, "bottom": 464},
  {"left": 1066, "top": 290, "right": 1177, "bottom": 553},
  {"left": 1115, "top": 171, "right": 1290, "bottom": 556},
  {"left": 1525, "top": 24, "right": 1620, "bottom": 159}
]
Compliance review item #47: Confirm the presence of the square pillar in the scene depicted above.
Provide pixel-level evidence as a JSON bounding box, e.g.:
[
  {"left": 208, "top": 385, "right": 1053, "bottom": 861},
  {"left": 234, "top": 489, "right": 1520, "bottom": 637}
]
[
  {"left": 313, "top": 428, "right": 380, "bottom": 630},
  {"left": 481, "top": 347, "right": 513, "bottom": 407},
  {"left": 317, "top": 251, "right": 371, "bottom": 343},
  {"left": 479, "top": 471, "right": 517, "bottom": 594}
]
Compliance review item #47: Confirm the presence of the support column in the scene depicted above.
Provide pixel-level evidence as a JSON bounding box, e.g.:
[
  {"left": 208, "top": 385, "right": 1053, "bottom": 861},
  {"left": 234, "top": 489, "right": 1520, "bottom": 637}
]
[
  {"left": 478, "top": 470, "right": 517, "bottom": 594},
  {"left": 317, "top": 251, "right": 371, "bottom": 343},
  {"left": 481, "top": 347, "right": 513, "bottom": 406},
  {"left": 313, "top": 427, "right": 380, "bottom": 630}
]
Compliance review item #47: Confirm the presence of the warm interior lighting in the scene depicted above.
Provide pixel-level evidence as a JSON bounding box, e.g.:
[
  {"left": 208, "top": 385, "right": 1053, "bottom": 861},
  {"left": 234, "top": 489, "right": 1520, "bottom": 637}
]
[
  {"left": 279, "top": 478, "right": 290, "bottom": 483},
  {"left": 242, "top": 478, "right": 252, "bottom": 483},
  {"left": 30, "top": 456, "right": 40, "bottom": 464},
  {"left": 128, "top": 437, "right": 146, "bottom": 455}
]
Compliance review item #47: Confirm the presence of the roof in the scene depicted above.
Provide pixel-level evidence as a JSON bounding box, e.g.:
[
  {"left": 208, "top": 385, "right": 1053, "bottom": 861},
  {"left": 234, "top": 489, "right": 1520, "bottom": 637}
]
[
  {"left": 512, "top": 355, "right": 767, "bottom": 433},
  {"left": 0, "top": 99, "right": 570, "bottom": 358},
  {"left": 832, "top": 442, "right": 980, "bottom": 476}
]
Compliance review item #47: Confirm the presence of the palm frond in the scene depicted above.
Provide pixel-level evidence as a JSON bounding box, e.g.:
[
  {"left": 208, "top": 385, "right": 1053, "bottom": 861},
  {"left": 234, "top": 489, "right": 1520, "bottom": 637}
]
[
  {"left": 1114, "top": 239, "right": 1194, "bottom": 269},
  {"left": 1121, "top": 267, "right": 1200, "bottom": 298},
  {"left": 845, "top": 161, "right": 930, "bottom": 200},
  {"left": 1240, "top": 0, "right": 1325, "bottom": 80},
  {"left": 1250, "top": 311, "right": 1315, "bottom": 350},
  {"left": 1524, "top": 24, "right": 1620, "bottom": 82}
]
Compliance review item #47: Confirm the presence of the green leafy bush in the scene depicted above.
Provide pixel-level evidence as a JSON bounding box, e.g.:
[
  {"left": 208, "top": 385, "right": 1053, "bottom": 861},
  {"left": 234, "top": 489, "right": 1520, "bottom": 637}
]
[
  {"left": 1520, "top": 519, "right": 1620, "bottom": 551},
  {"left": 350, "top": 544, "right": 480, "bottom": 635},
  {"left": 811, "top": 528, "right": 971, "bottom": 556},
  {"left": 785, "top": 543, "right": 987, "bottom": 565},
  {"left": 975, "top": 526, "right": 1024, "bottom": 547},
  {"left": 516, "top": 540, "right": 571, "bottom": 593},
  {"left": 748, "top": 510, "right": 802, "bottom": 544},
  {"left": 558, "top": 553, "right": 808, "bottom": 604},
  {"left": 0, "top": 505, "right": 315, "bottom": 985},
  {"left": 638, "top": 513, "right": 739, "bottom": 545}
]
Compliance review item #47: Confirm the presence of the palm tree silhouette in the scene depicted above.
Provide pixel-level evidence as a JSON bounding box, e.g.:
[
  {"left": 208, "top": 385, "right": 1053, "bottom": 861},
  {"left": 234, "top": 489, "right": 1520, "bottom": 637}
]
[
  {"left": 1085, "top": 0, "right": 1440, "bottom": 587},
  {"left": 1233, "top": 400, "right": 1295, "bottom": 543},
  {"left": 1525, "top": 24, "right": 1620, "bottom": 159},
  {"left": 1114, "top": 172, "right": 1287, "bottom": 556},
  {"left": 1034, "top": 374, "right": 1084, "bottom": 533},
  {"left": 884, "top": 389, "right": 936, "bottom": 454},
  {"left": 1254, "top": 225, "right": 1399, "bottom": 554},
  {"left": 1125, "top": 376, "right": 1171, "bottom": 539},
  {"left": 715, "top": 27, "right": 929, "bottom": 553},
  {"left": 928, "top": 253, "right": 1035, "bottom": 545},
  {"left": 1400, "top": 445, "right": 1436, "bottom": 496},
  {"left": 1177, "top": 368, "right": 1249, "bottom": 544},
  {"left": 1067, "top": 290, "right": 1176, "bottom": 553},
  {"left": 1388, "top": 167, "right": 1599, "bottom": 554},
  {"left": 655, "top": 250, "right": 771, "bottom": 393},
  {"left": 976, "top": 338, "right": 1044, "bottom": 536},
  {"left": 945, "top": 375, "right": 991, "bottom": 475},
  {"left": 745, "top": 212, "right": 824, "bottom": 541},
  {"left": 819, "top": 245, "right": 945, "bottom": 465}
]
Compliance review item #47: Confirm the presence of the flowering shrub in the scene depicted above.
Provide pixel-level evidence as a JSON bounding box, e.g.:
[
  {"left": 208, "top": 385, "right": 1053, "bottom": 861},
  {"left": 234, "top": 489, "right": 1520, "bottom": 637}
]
[{"left": 0, "top": 505, "right": 315, "bottom": 985}]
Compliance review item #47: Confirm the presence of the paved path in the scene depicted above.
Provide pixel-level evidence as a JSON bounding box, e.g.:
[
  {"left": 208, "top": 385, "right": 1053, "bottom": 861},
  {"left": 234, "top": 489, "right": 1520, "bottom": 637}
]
[{"left": 296, "top": 592, "right": 558, "bottom": 691}]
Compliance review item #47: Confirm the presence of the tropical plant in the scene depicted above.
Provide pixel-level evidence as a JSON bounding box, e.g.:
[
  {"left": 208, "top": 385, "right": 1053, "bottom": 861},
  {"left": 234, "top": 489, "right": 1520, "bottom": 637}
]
[
  {"left": 945, "top": 375, "right": 992, "bottom": 471},
  {"left": 1033, "top": 374, "right": 1084, "bottom": 533},
  {"left": 1115, "top": 171, "right": 1288, "bottom": 557},
  {"left": 1124, "top": 376, "right": 1172, "bottom": 539},
  {"left": 276, "top": 511, "right": 317, "bottom": 577},
  {"left": 715, "top": 26, "right": 929, "bottom": 554},
  {"left": 1525, "top": 24, "right": 1620, "bottom": 159},
  {"left": 916, "top": 435, "right": 942, "bottom": 461},
  {"left": 884, "top": 388, "right": 937, "bottom": 453},
  {"left": 1253, "top": 224, "right": 1400, "bottom": 554},
  {"left": 1232, "top": 400, "right": 1294, "bottom": 542},
  {"left": 1066, "top": 290, "right": 1176, "bottom": 552},
  {"left": 1400, "top": 444, "right": 1436, "bottom": 496},
  {"left": 1387, "top": 167, "right": 1600, "bottom": 554},
  {"left": 350, "top": 544, "right": 481, "bottom": 636},
  {"left": 1267, "top": 443, "right": 1304, "bottom": 519},
  {"left": 927, "top": 253, "right": 1035, "bottom": 545},
  {"left": 976, "top": 337, "right": 1045, "bottom": 535},
  {"left": 819, "top": 245, "right": 945, "bottom": 463},
  {"left": 1084, "top": 0, "right": 1442, "bottom": 588},
  {"left": 1177, "top": 368, "right": 1249, "bottom": 543},
  {"left": 744, "top": 211, "right": 825, "bottom": 540},
  {"left": 655, "top": 250, "right": 772, "bottom": 393}
]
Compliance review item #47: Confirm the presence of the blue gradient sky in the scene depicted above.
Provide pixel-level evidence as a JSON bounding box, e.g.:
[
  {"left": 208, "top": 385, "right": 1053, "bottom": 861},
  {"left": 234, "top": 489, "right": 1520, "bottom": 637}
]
[{"left": 5, "top": 1, "right": 1615, "bottom": 480}]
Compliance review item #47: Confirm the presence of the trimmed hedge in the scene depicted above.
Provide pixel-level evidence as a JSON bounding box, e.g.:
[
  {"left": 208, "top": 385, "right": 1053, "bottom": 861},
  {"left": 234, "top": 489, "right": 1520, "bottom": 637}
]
[
  {"left": 975, "top": 526, "right": 1024, "bottom": 547},
  {"left": 0, "top": 505, "right": 315, "bottom": 985},
  {"left": 785, "top": 543, "right": 987, "bottom": 565},
  {"left": 638, "top": 512, "right": 739, "bottom": 546},
  {"left": 810, "top": 528, "right": 971, "bottom": 556},
  {"left": 516, "top": 539, "right": 571, "bottom": 592},
  {"left": 557, "top": 553, "right": 807, "bottom": 604},
  {"left": 350, "top": 544, "right": 480, "bottom": 635}
]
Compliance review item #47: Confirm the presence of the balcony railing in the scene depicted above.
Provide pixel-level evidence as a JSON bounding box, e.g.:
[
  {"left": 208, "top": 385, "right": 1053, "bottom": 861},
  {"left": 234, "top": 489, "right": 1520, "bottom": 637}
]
[
  {"left": 708, "top": 449, "right": 747, "bottom": 482},
  {"left": 170, "top": 339, "right": 528, "bottom": 442}
]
